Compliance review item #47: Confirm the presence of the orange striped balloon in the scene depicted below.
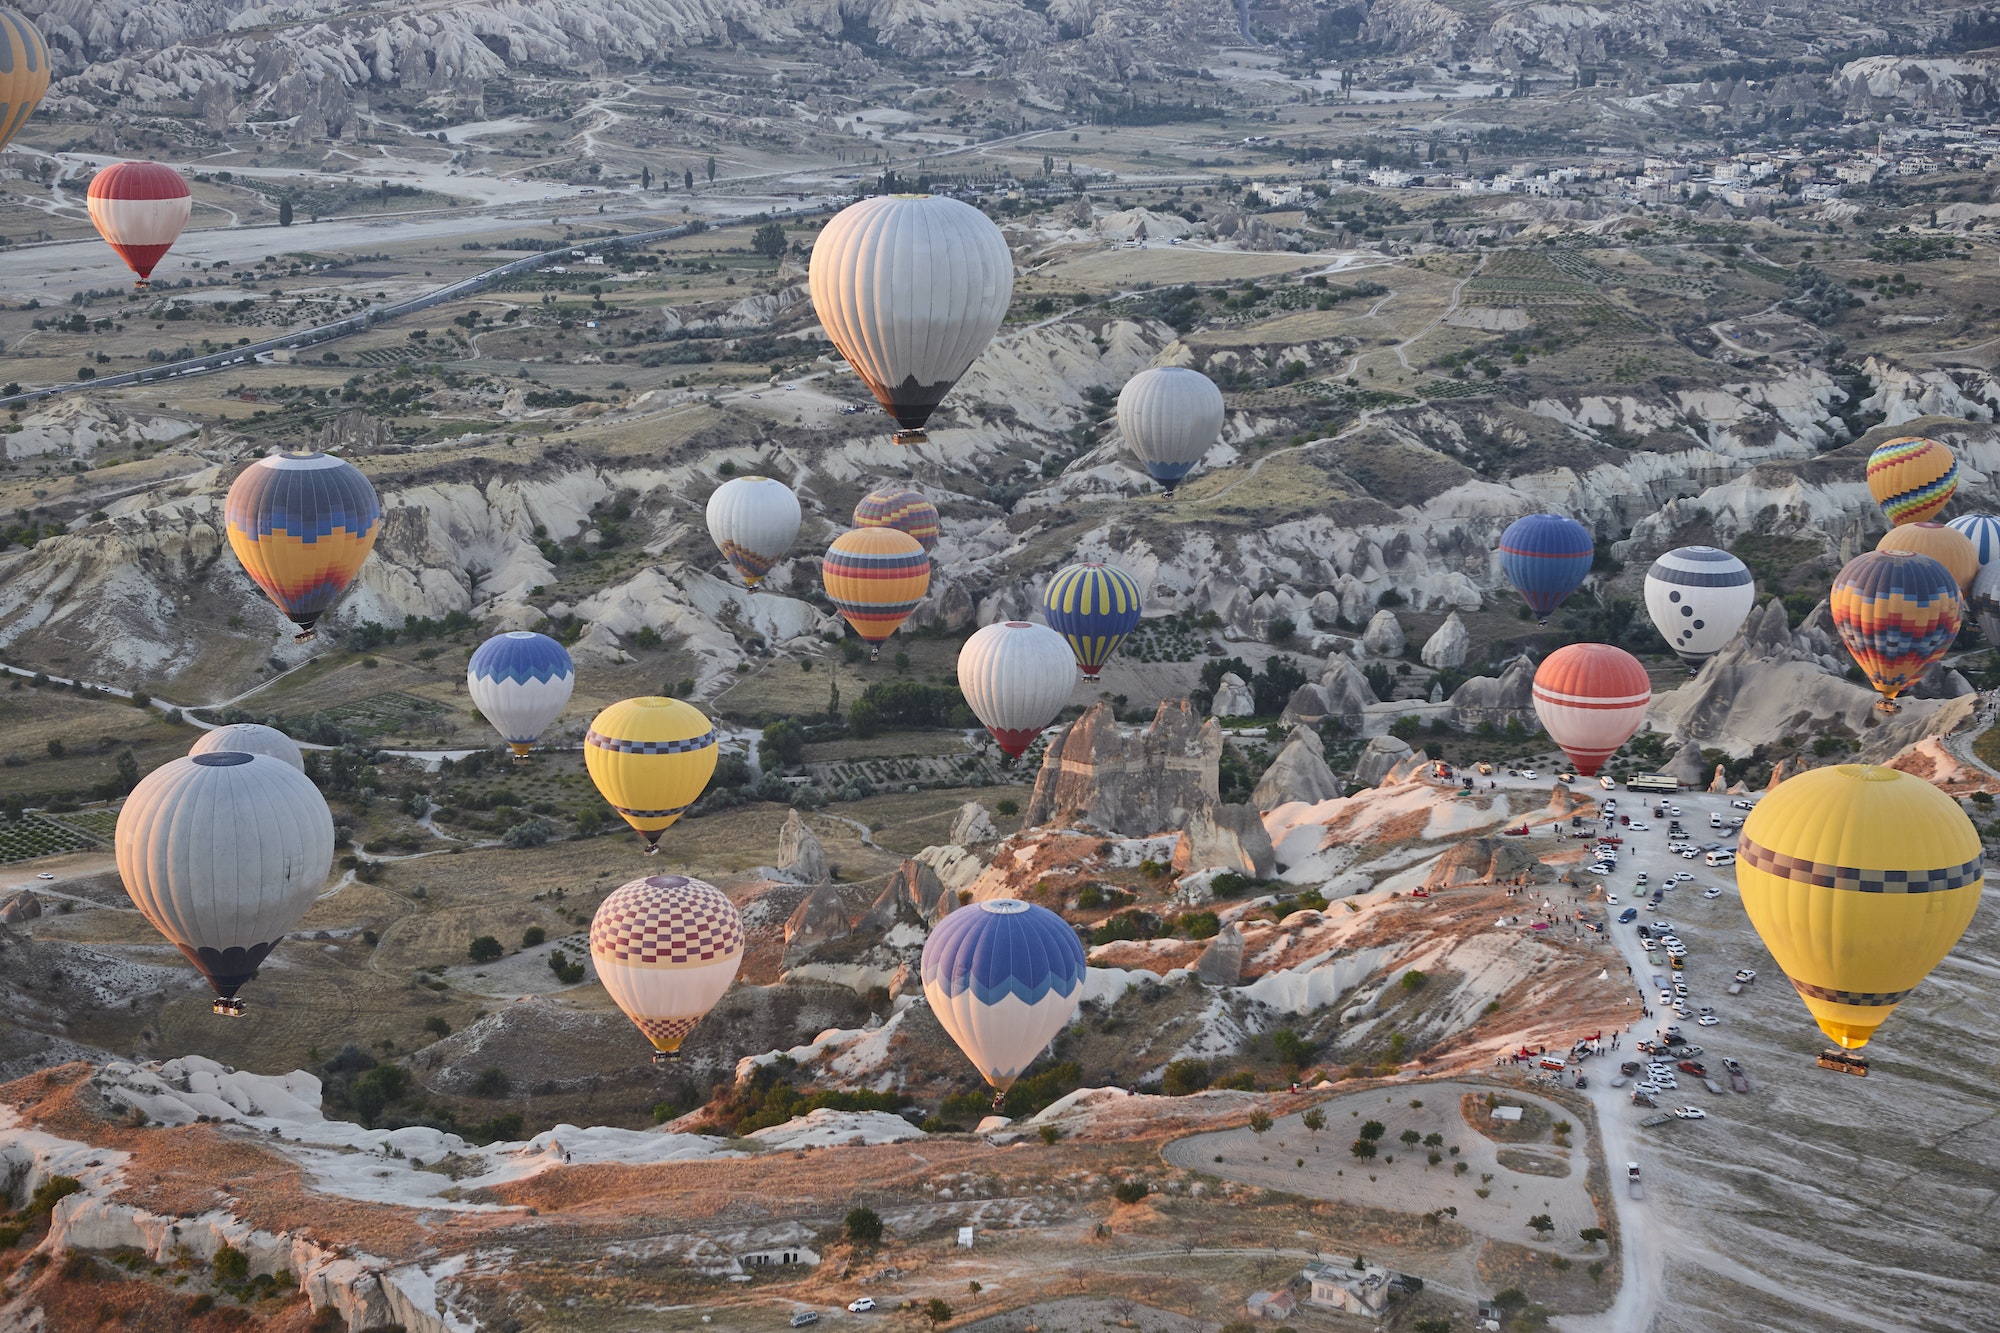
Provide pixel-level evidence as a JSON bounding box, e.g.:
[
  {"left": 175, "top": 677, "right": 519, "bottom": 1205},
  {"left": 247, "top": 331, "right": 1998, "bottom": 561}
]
[
  {"left": 1531, "top": 643, "right": 1652, "bottom": 776},
  {"left": 854, "top": 486, "right": 940, "bottom": 552},
  {"left": 87, "top": 162, "right": 192, "bottom": 286},
  {"left": 0, "top": 9, "right": 48, "bottom": 156},
  {"left": 822, "top": 526, "right": 930, "bottom": 654}
]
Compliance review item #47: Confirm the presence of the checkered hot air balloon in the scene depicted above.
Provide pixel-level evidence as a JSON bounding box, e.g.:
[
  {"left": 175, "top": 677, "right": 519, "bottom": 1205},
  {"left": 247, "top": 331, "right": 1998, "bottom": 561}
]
[
  {"left": 87, "top": 161, "right": 191, "bottom": 287},
  {"left": 1041, "top": 561, "right": 1142, "bottom": 678},
  {"left": 853, "top": 486, "right": 940, "bottom": 552},
  {"left": 591, "top": 874, "right": 744, "bottom": 1061},
  {"left": 584, "top": 697, "right": 719, "bottom": 853},
  {"left": 921, "top": 899, "right": 1085, "bottom": 1096},
  {"left": 224, "top": 451, "right": 380, "bottom": 642},
  {"left": 822, "top": 526, "right": 930, "bottom": 658},
  {"left": 1498, "top": 514, "right": 1593, "bottom": 623},
  {"left": 1830, "top": 549, "right": 1963, "bottom": 710},
  {"left": 1867, "top": 435, "right": 1957, "bottom": 527},
  {"left": 468, "top": 631, "right": 575, "bottom": 760}
]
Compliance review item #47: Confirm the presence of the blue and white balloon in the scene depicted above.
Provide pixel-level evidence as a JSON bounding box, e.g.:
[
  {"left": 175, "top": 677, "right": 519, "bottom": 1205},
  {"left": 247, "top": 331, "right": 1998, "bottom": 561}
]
[
  {"left": 1947, "top": 513, "right": 2000, "bottom": 571},
  {"left": 1643, "top": 545, "right": 1756, "bottom": 670},
  {"left": 468, "top": 631, "right": 575, "bottom": 760},
  {"left": 920, "top": 898, "right": 1086, "bottom": 1093}
]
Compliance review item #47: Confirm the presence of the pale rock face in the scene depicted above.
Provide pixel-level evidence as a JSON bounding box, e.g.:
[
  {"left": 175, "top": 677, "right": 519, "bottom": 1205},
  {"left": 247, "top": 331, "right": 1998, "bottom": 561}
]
[
  {"left": 948, "top": 801, "right": 998, "bottom": 846},
  {"left": 1210, "top": 672, "right": 1255, "bottom": 717},
  {"left": 0, "top": 890, "right": 42, "bottom": 924},
  {"left": 1361, "top": 609, "right": 1405, "bottom": 657},
  {"left": 1354, "top": 735, "right": 1414, "bottom": 787},
  {"left": 776, "top": 810, "right": 831, "bottom": 885},
  {"left": 1171, "top": 805, "right": 1276, "bottom": 879},
  {"left": 1420, "top": 611, "right": 1471, "bottom": 669},
  {"left": 1448, "top": 654, "right": 1538, "bottom": 729},
  {"left": 782, "top": 881, "right": 850, "bottom": 959},
  {"left": 914, "top": 843, "right": 986, "bottom": 894},
  {"left": 1251, "top": 727, "right": 1344, "bottom": 812},
  {"left": 1194, "top": 923, "right": 1245, "bottom": 986},
  {"left": 860, "top": 859, "right": 954, "bottom": 932},
  {"left": 2, "top": 398, "right": 197, "bottom": 461},
  {"left": 1665, "top": 741, "right": 1709, "bottom": 788},
  {"left": 1025, "top": 700, "right": 1221, "bottom": 835}
]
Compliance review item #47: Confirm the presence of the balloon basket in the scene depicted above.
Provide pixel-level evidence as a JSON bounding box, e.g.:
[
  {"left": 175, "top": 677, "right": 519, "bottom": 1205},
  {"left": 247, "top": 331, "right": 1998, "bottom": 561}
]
[
  {"left": 891, "top": 429, "right": 928, "bottom": 446},
  {"left": 1874, "top": 700, "right": 1900, "bottom": 714},
  {"left": 1816, "top": 1049, "right": 1869, "bottom": 1077},
  {"left": 652, "top": 1051, "right": 679, "bottom": 1066},
  {"left": 211, "top": 997, "right": 245, "bottom": 1018},
  {"left": 642, "top": 843, "right": 660, "bottom": 856},
  {"left": 293, "top": 629, "right": 317, "bottom": 644},
  {"left": 990, "top": 1090, "right": 1007, "bottom": 1112}
]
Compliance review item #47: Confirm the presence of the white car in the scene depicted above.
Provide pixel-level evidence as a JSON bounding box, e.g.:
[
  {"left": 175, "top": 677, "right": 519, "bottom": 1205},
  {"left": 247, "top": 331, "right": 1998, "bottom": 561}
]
[
  {"left": 848, "top": 1299, "right": 878, "bottom": 1313},
  {"left": 1606, "top": 894, "right": 1620, "bottom": 904},
  {"left": 1659, "top": 990, "right": 1674, "bottom": 1005},
  {"left": 1601, "top": 776, "right": 1617, "bottom": 790},
  {"left": 35, "top": 872, "right": 56, "bottom": 880},
  {"left": 1681, "top": 849, "right": 1699, "bottom": 860},
  {"left": 1589, "top": 863, "right": 1614, "bottom": 875},
  {"left": 1703, "top": 887, "right": 1723, "bottom": 899},
  {"left": 1521, "top": 770, "right": 1538, "bottom": 780},
  {"left": 1634, "top": 1080, "right": 1662, "bottom": 1095},
  {"left": 1731, "top": 798, "right": 1755, "bottom": 810},
  {"left": 1653, "top": 920, "right": 1674, "bottom": 931},
  {"left": 1674, "top": 1106, "right": 1707, "bottom": 1120},
  {"left": 1698, "top": 1015, "right": 1720, "bottom": 1027},
  {"left": 1628, "top": 821, "right": 1650, "bottom": 831},
  {"left": 1668, "top": 805, "right": 1682, "bottom": 816},
  {"left": 1674, "top": 1003, "right": 1692, "bottom": 1018},
  {"left": 1675, "top": 871, "right": 1697, "bottom": 882}
]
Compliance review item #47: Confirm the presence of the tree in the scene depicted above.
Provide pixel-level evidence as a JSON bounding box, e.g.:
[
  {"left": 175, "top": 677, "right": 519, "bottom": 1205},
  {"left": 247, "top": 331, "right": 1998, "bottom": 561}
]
[
  {"left": 1113, "top": 1179, "right": 1149, "bottom": 1204},
  {"left": 1301, "top": 1107, "right": 1326, "bottom": 1136},
  {"left": 1248, "top": 1109, "right": 1273, "bottom": 1135},
  {"left": 684, "top": 168, "right": 694, "bottom": 190},
  {"left": 114, "top": 749, "right": 139, "bottom": 794},
  {"left": 751, "top": 221, "right": 787, "bottom": 260},
  {"left": 278, "top": 198, "right": 293, "bottom": 227},
  {"left": 642, "top": 166, "right": 652, "bottom": 190},
  {"left": 760, "top": 718, "right": 805, "bottom": 770},
  {"left": 468, "top": 935, "right": 504, "bottom": 963},
  {"left": 1527, "top": 1213, "right": 1556, "bottom": 1238},
  {"left": 705, "top": 155, "right": 716, "bottom": 183},
  {"left": 1358, "top": 1119, "right": 1385, "bottom": 1141},
  {"left": 1268, "top": 616, "right": 1295, "bottom": 644},
  {"left": 1349, "top": 1138, "right": 1377, "bottom": 1160},
  {"left": 923, "top": 1298, "right": 952, "bottom": 1328},
  {"left": 45, "top": 738, "right": 64, "bottom": 758},
  {"left": 1579, "top": 1226, "right": 1608, "bottom": 1250},
  {"left": 1271, "top": 1028, "right": 1310, "bottom": 1069},
  {"left": 845, "top": 1206, "right": 883, "bottom": 1244},
  {"left": 1399, "top": 1129, "right": 1421, "bottom": 1147},
  {"left": 521, "top": 926, "right": 546, "bottom": 949},
  {"left": 1163, "top": 1058, "right": 1211, "bottom": 1096}
]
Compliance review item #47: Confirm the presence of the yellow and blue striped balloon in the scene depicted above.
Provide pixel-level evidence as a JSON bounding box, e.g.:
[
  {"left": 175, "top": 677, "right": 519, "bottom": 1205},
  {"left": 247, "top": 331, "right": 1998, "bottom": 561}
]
[
  {"left": 224, "top": 451, "right": 380, "bottom": 641},
  {"left": 0, "top": 10, "right": 50, "bottom": 156},
  {"left": 1041, "top": 562, "right": 1142, "bottom": 678}
]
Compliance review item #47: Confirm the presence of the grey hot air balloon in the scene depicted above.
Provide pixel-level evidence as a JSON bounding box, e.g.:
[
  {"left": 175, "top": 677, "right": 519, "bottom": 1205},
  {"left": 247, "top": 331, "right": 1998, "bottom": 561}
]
[{"left": 189, "top": 722, "right": 305, "bottom": 772}]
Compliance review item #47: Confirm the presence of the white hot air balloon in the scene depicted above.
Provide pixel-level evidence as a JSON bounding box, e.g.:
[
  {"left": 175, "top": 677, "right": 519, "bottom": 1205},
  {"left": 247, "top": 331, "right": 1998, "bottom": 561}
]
[
  {"left": 467, "top": 631, "right": 576, "bottom": 761},
  {"left": 706, "top": 475, "right": 802, "bottom": 587},
  {"left": 1643, "top": 546, "right": 1757, "bottom": 672},
  {"left": 957, "top": 621, "right": 1077, "bottom": 758},
  {"left": 189, "top": 722, "right": 305, "bottom": 772},
  {"left": 1118, "top": 367, "right": 1225, "bottom": 492},
  {"left": 1972, "top": 559, "right": 2000, "bottom": 646},
  {"left": 590, "top": 874, "right": 745, "bottom": 1063},
  {"left": 116, "top": 752, "right": 334, "bottom": 1016},
  {"left": 808, "top": 194, "right": 1014, "bottom": 445}
]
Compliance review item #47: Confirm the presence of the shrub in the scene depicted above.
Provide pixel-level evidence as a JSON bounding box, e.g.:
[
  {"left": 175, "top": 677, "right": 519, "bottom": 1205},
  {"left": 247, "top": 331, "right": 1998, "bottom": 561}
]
[
  {"left": 28, "top": 1176, "right": 82, "bottom": 1217},
  {"left": 995, "top": 798, "right": 1019, "bottom": 817},
  {"left": 467, "top": 935, "right": 504, "bottom": 963},
  {"left": 470, "top": 1067, "right": 509, "bottom": 1097},
  {"left": 845, "top": 1206, "right": 883, "bottom": 1244},
  {"left": 1400, "top": 969, "right": 1427, "bottom": 992},
  {"left": 1113, "top": 1180, "right": 1149, "bottom": 1205},
  {"left": 212, "top": 1243, "right": 249, "bottom": 1283},
  {"left": 423, "top": 1017, "right": 451, "bottom": 1039},
  {"left": 521, "top": 926, "right": 545, "bottom": 949},
  {"left": 1358, "top": 1120, "right": 1385, "bottom": 1141},
  {"left": 1271, "top": 1028, "right": 1311, "bottom": 1068},
  {"left": 1038, "top": 1124, "right": 1060, "bottom": 1145},
  {"left": 1162, "top": 1059, "right": 1211, "bottom": 1096}
]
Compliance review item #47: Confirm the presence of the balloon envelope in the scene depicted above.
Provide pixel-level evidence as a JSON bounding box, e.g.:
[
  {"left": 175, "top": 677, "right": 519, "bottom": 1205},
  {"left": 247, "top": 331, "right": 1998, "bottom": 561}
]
[
  {"left": 705, "top": 475, "right": 801, "bottom": 586},
  {"left": 116, "top": 752, "right": 334, "bottom": 1001},
  {"left": 822, "top": 526, "right": 931, "bottom": 648},
  {"left": 1736, "top": 764, "right": 1982, "bottom": 1050},
  {"left": 1499, "top": 514, "right": 1593, "bottom": 622},
  {"left": 591, "top": 874, "right": 744, "bottom": 1055},
  {"left": 853, "top": 486, "right": 940, "bottom": 552},
  {"left": 920, "top": 899, "right": 1086, "bottom": 1091},
  {"left": 224, "top": 452, "right": 380, "bottom": 639},
  {"left": 1531, "top": 643, "right": 1651, "bottom": 776},
  {"left": 1877, "top": 521, "right": 1978, "bottom": 594},
  {"left": 1867, "top": 435, "right": 1957, "bottom": 526},
  {"left": 1042, "top": 562, "right": 1143, "bottom": 678},
  {"left": 1830, "top": 550, "right": 1962, "bottom": 703},
  {"left": 808, "top": 194, "right": 1013, "bottom": 441},
  {"left": 1643, "top": 546, "right": 1756, "bottom": 668},
  {"left": 0, "top": 10, "right": 50, "bottom": 156},
  {"left": 1118, "top": 367, "right": 1224, "bottom": 489},
  {"left": 87, "top": 161, "right": 191, "bottom": 285},
  {"left": 468, "top": 631, "right": 575, "bottom": 757},
  {"left": 584, "top": 697, "right": 719, "bottom": 851},
  {"left": 1945, "top": 512, "right": 2000, "bottom": 570},
  {"left": 958, "top": 621, "right": 1076, "bottom": 756},
  {"left": 189, "top": 723, "right": 304, "bottom": 773},
  {"left": 1972, "top": 559, "right": 2000, "bottom": 645}
]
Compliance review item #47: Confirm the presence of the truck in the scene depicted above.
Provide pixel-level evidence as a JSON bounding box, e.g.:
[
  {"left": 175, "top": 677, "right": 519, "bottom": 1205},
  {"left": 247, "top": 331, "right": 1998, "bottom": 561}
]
[{"left": 1626, "top": 1163, "right": 1644, "bottom": 1198}]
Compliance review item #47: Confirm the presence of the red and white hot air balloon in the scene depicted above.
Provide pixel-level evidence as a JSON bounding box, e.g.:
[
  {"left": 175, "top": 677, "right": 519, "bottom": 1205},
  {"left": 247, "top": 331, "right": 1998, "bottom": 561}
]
[
  {"left": 1531, "top": 643, "right": 1653, "bottom": 776},
  {"left": 87, "top": 162, "right": 192, "bottom": 288}
]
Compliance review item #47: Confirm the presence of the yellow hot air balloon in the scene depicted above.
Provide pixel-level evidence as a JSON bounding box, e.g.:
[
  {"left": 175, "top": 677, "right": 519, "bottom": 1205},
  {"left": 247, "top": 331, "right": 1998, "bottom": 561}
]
[
  {"left": 0, "top": 11, "right": 50, "bottom": 157},
  {"left": 584, "top": 697, "right": 719, "bottom": 853},
  {"left": 1877, "top": 521, "right": 1978, "bottom": 595},
  {"left": 1735, "top": 764, "right": 1982, "bottom": 1058},
  {"left": 822, "top": 526, "right": 930, "bottom": 658}
]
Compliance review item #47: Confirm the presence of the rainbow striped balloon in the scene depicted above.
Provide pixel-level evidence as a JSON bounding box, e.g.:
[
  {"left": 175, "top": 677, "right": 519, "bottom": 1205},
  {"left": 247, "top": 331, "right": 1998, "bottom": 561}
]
[
  {"left": 822, "top": 526, "right": 931, "bottom": 653},
  {"left": 1830, "top": 549, "right": 1963, "bottom": 704},
  {"left": 853, "top": 486, "right": 940, "bottom": 552},
  {"left": 1042, "top": 562, "right": 1143, "bottom": 678},
  {"left": 1867, "top": 435, "right": 1957, "bottom": 527},
  {"left": 224, "top": 452, "right": 380, "bottom": 641}
]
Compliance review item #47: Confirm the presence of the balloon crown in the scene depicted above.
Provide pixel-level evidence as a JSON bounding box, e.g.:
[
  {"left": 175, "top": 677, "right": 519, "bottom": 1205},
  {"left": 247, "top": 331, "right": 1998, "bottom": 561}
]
[
  {"left": 979, "top": 899, "right": 1031, "bottom": 915},
  {"left": 190, "top": 752, "right": 254, "bottom": 767}
]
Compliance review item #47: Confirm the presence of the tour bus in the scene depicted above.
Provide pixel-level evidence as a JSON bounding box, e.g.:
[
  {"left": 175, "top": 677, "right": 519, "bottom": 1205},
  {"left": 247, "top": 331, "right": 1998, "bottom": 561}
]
[{"left": 1627, "top": 773, "right": 1680, "bottom": 795}]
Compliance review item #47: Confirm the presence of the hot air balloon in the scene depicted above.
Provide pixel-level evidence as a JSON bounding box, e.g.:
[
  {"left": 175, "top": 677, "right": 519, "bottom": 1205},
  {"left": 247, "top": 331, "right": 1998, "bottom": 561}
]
[
  {"left": 1972, "top": 560, "right": 2000, "bottom": 646},
  {"left": 1499, "top": 514, "right": 1593, "bottom": 623},
  {"left": 116, "top": 752, "right": 334, "bottom": 1016},
  {"left": 0, "top": 10, "right": 48, "bottom": 155},
  {"left": 808, "top": 194, "right": 1013, "bottom": 445},
  {"left": 87, "top": 162, "right": 191, "bottom": 288},
  {"left": 1642, "top": 546, "right": 1756, "bottom": 671},
  {"left": 957, "top": 621, "right": 1076, "bottom": 757},
  {"left": 1531, "top": 643, "right": 1651, "bottom": 776},
  {"left": 1118, "top": 367, "right": 1224, "bottom": 491},
  {"left": 920, "top": 898, "right": 1085, "bottom": 1102},
  {"left": 853, "top": 486, "right": 940, "bottom": 552},
  {"left": 1830, "top": 550, "right": 1962, "bottom": 711},
  {"left": 1736, "top": 764, "right": 1982, "bottom": 1059},
  {"left": 468, "top": 631, "right": 575, "bottom": 760},
  {"left": 584, "top": 697, "right": 719, "bottom": 853},
  {"left": 1946, "top": 512, "right": 2000, "bottom": 571},
  {"left": 591, "top": 874, "right": 744, "bottom": 1063},
  {"left": 706, "top": 475, "right": 801, "bottom": 587},
  {"left": 189, "top": 723, "right": 304, "bottom": 773},
  {"left": 1042, "top": 561, "right": 1143, "bottom": 679},
  {"left": 1867, "top": 435, "right": 1957, "bottom": 527},
  {"left": 1877, "top": 521, "right": 1978, "bottom": 594},
  {"left": 224, "top": 451, "right": 380, "bottom": 642},
  {"left": 822, "top": 526, "right": 930, "bottom": 658}
]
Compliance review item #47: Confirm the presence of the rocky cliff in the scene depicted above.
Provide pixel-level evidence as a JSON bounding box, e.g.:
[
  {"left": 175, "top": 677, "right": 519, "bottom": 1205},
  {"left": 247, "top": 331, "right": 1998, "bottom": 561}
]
[{"left": 1024, "top": 700, "right": 1221, "bottom": 836}]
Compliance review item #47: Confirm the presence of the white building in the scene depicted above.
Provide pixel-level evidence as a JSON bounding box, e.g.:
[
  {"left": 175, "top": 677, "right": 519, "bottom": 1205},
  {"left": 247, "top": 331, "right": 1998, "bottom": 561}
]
[
  {"left": 1304, "top": 1262, "right": 1393, "bottom": 1316},
  {"left": 1368, "top": 167, "right": 1415, "bottom": 188}
]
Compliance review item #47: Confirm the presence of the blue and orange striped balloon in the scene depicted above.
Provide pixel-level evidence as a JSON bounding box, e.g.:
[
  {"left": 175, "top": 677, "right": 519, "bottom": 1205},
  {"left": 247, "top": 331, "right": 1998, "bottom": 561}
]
[
  {"left": 1498, "top": 513, "right": 1593, "bottom": 623},
  {"left": 1868, "top": 436, "right": 1957, "bottom": 527},
  {"left": 0, "top": 10, "right": 49, "bottom": 156},
  {"left": 853, "top": 486, "right": 940, "bottom": 552},
  {"left": 1042, "top": 562, "right": 1142, "bottom": 678},
  {"left": 224, "top": 452, "right": 380, "bottom": 641},
  {"left": 823, "top": 526, "right": 931, "bottom": 655},
  {"left": 1830, "top": 549, "right": 1963, "bottom": 704}
]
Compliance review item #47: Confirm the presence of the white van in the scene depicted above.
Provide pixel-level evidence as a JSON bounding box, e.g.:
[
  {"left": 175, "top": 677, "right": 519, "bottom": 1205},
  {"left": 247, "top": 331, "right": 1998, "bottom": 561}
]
[{"left": 1704, "top": 850, "right": 1736, "bottom": 867}]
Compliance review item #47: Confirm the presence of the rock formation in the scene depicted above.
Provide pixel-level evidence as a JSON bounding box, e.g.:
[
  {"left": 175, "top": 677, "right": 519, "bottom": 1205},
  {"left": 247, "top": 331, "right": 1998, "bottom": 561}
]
[
  {"left": 1448, "top": 654, "right": 1538, "bottom": 729},
  {"left": 915, "top": 843, "right": 985, "bottom": 894},
  {"left": 1024, "top": 700, "right": 1221, "bottom": 835},
  {"left": 949, "top": 801, "right": 998, "bottom": 845},
  {"left": 776, "top": 810, "right": 830, "bottom": 884},
  {"left": 0, "top": 891, "right": 41, "bottom": 925},
  {"left": 1383, "top": 748, "right": 1435, "bottom": 785},
  {"left": 1361, "top": 609, "right": 1405, "bottom": 657},
  {"left": 1422, "top": 837, "right": 1548, "bottom": 890},
  {"left": 1354, "top": 735, "right": 1415, "bottom": 786},
  {"left": 1280, "top": 653, "right": 1382, "bottom": 727},
  {"left": 1210, "top": 672, "right": 1255, "bottom": 717},
  {"left": 1665, "top": 741, "right": 1708, "bottom": 788},
  {"left": 1250, "top": 726, "right": 1344, "bottom": 811},
  {"left": 783, "top": 882, "right": 850, "bottom": 956},
  {"left": 1194, "top": 923, "right": 1245, "bottom": 986},
  {"left": 861, "top": 860, "right": 954, "bottom": 932},
  {"left": 1421, "top": 611, "right": 1471, "bottom": 668},
  {"left": 1170, "top": 805, "right": 1276, "bottom": 879}
]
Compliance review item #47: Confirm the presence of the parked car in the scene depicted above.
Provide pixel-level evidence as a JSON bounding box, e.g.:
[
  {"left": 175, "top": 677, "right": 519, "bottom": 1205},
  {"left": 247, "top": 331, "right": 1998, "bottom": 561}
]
[
  {"left": 1600, "top": 776, "right": 1617, "bottom": 789},
  {"left": 1705, "top": 850, "right": 1737, "bottom": 867},
  {"left": 792, "top": 1314, "right": 821, "bottom": 1328},
  {"left": 1521, "top": 770, "right": 1538, "bottom": 780},
  {"left": 1731, "top": 798, "right": 1755, "bottom": 810},
  {"left": 848, "top": 1299, "right": 878, "bottom": 1313},
  {"left": 1674, "top": 1106, "right": 1708, "bottom": 1120},
  {"left": 1734, "top": 968, "right": 1757, "bottom": 984},
  {"left": 1703, "top": 887, "right": 1724, "bottom": 899},
  {"left": 1619, "top": 907, "right": 1639, "bottom": 923},
  {"left": 1698, "top": 1015, "right": 1720, "bottom": 1027},
  {"left": 35, "top": 872, "right": 56, "bottom": 880},
  {"left": 1606, "top": 894, "right": 1620, "bottom": 904},
  {"left": 1668, "top": 805, "right": 1682, "bottom": 816},
  {"left": 1681, "top": 849, "right": 1699, "bottom": 860},
  {"left": 1679, "top": 1060, "right": 1707, "bottom": 1076}
]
